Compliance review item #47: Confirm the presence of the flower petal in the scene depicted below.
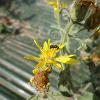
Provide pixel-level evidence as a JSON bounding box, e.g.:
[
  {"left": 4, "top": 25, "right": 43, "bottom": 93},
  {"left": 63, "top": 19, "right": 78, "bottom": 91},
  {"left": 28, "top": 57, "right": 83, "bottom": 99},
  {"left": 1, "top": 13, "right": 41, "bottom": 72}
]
[
  {"left": 43, "top": 41, "right": 49, "bottom": 51},
  {"left": 30, "top": 77, "right": 34, "bottom": 83},
  {"left": 54, "top": 7, "right": 59, "bottom": 12},
  {"left": 35, "top": 61, "right": 46, "bottom": 69},
  {"left": 48, "top": 38, "right": 51, "bottom": 48},
  {"left": 55, "top": 55, "right": 79, "bottom": 64},
  {"left": 32, "top": 37, "right": 42, "bottom": 52},
  {"left": 48, "top": 1, "right": 57, "bottom": 6},
  {"left": 24, "top": 56, "right": 40, "bottom": 61},
  {"left": 52, "top": 61, "right": 63, "bottom": 69},
  {"left": 55, "top": 43, "right": 64, "bottom": 53},
  {"left": 61, "top": 3, "right": 67, "bottom": 8},
  {"left": 32, "top": 68, "right": 39, "bottom": 74},
  {"left": 66, "top": 54, "right": 76, "bottom": 58},
  {"left": 58, "top": 43, "right": 64, "bottom": 49},
  {"left": 33, "top": 66, "right": 51, "bottom": 75},
  {"left": 65, "top": 58, "right": 79, "bottom": 64}
]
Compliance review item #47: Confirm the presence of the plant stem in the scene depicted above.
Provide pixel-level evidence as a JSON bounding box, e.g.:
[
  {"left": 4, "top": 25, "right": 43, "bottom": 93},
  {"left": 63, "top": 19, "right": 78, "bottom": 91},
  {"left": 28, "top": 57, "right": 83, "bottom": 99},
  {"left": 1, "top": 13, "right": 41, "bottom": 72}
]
[
  {"left": 62, "top": 20, "right": 73, "bottom": 43},
  {"left": 56, "top": 0, "right": 62, "bottom": 39}
]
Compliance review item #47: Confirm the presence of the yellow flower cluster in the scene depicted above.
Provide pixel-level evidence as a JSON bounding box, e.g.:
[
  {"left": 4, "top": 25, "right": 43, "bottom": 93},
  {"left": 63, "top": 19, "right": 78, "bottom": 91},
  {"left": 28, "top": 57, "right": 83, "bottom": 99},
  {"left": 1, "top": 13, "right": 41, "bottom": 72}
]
[
  {"left": 48, "top": 0, "right": 67, "bottom": 12},
  {"left": 24, "top": 38, "right": 79, "bottom": 72}
]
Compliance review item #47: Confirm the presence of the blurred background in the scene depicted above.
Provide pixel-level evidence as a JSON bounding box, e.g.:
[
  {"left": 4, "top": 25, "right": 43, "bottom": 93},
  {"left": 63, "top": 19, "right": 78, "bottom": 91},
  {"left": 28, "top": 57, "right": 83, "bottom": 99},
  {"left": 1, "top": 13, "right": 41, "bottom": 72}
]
[{"left": 0, "top": 0, "right": 73, "bottom": 100}]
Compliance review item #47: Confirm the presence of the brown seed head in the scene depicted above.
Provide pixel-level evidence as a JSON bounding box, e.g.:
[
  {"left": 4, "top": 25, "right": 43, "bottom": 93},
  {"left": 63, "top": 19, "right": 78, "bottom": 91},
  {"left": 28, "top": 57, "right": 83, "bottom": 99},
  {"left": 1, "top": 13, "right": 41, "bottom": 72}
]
[{"left": 33, "top": 70, "right": 50, "bottom": 92}]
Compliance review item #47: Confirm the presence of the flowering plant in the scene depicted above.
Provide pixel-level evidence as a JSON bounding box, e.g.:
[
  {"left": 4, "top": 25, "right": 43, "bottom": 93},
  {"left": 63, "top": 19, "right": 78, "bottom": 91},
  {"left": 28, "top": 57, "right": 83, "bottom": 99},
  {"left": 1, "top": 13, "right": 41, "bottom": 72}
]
[{"left": 26, "top": 0, "right": 100, "bottom": 99}]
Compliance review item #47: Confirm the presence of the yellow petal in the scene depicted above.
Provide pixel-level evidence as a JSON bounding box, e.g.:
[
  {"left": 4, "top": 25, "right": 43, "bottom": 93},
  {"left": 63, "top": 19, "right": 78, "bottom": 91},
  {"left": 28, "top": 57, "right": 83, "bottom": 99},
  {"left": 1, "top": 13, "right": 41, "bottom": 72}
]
[
  {"left": 61, "top": 3, "right": 67, "bottom": 8},
  {"left": 43, "top": 41, "right": 49, "bottom": 51},
  {"left": 35, "top": 61, "right": 46, "bottom": 69},
  {"left": 48, "top": 1, "right": 57, "bottom": 6},
  {"left": 54, "top": 7, "right": 59, "bottom": 12},
  {"left": 32, "top": 68, "right": 39, "bottom": 74},
  {"left": 30, "top": 77, "right": 34, "bottom": 83},
  {"left": 55, "top": 56, "right": 67, "bottom": 63},
  {"left": 56, "top": 43, "right": 64, "bottom": 52},
  {"left": 45, "top": 66, "right": 52, "bottom": 73},
  {"left": 48, "top": 38, "right": 51, "bottom": 48},
  {"left": 55, "top": 55, "right": 79, "bottom": 64},
  {"left": 52, "top": 61, "right": 63, "bottom": 69},
  {"left": 24, "top": 56, "right": 40, "bottom": 61},
  {"left": 58, "top": 43, "right": 64, "bottom": 49},
  {"left": 65, "top": 58, "right": 79, "bottom": 64},
  {"left": 33, "top": 66, "right": 51, "bottom": 74},
  {"left": 66, "top": 54, "right": 76, "bottom": 58},
  {"left": 32, "top": 37, "right": 42, "bottom": 52}
]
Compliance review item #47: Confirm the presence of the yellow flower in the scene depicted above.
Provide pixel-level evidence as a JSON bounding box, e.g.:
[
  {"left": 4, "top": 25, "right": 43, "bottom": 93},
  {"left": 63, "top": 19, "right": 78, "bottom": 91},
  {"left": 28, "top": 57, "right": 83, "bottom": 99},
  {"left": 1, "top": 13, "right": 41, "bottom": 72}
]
[
  {"left": 24, "top": 38, "right": 79, "bottom": 70},
  {"left": 48, "top": 1, "right": 67, "bottom": 12}
]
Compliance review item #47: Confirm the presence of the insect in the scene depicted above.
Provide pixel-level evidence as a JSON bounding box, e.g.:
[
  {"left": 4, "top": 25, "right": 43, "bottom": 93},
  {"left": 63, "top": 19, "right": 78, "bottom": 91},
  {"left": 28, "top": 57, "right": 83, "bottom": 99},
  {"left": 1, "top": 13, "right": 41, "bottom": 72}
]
[{"left": 50, "top": 45, "right": 59, "bottom": 49}]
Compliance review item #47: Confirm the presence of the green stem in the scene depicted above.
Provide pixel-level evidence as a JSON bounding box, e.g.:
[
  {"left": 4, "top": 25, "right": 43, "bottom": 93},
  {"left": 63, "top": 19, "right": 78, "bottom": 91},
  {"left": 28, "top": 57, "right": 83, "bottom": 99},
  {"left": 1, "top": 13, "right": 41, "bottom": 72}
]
[
  {"left": 62, "top": 20, "right": 73, "bottom": 43},
  {"left": 56, "top": 0, "right": 62, "bottom": 39}
]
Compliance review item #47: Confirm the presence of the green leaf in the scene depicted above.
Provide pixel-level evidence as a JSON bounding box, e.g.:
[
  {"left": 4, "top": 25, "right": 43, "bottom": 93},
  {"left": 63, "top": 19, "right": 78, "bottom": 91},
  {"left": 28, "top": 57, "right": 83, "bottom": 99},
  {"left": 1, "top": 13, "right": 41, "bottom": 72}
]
[{"left": 78, "top": 91, "right": 93, "bottom": 100}]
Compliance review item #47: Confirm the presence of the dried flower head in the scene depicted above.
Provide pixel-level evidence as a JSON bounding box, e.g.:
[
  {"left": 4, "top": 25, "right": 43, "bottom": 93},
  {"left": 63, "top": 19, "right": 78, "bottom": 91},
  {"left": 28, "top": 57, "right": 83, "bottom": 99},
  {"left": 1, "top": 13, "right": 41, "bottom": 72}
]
[{"left": 30, "top": 67, "right": 51, "bottom": 92}]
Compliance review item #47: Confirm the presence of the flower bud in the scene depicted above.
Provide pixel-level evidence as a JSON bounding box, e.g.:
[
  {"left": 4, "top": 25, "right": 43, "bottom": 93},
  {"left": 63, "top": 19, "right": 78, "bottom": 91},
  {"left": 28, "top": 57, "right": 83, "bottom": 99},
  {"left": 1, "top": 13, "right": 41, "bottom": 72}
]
[
  {"left": 70, "top": 0, "right": 96, "bottom": 22},
  {"left": 84, "top": 6, "right": 100, "bottom": 30}
]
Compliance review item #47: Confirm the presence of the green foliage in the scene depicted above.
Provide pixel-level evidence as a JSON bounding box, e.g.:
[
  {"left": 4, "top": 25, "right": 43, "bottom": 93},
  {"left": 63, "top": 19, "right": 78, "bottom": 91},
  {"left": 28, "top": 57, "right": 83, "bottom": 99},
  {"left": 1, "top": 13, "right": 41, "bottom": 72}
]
[
  {"left": 0, "top": 23, "right": 14, "bottom": 34},
  {"left": 78, "top": 92, "right": 93, "bottom": 100}
]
